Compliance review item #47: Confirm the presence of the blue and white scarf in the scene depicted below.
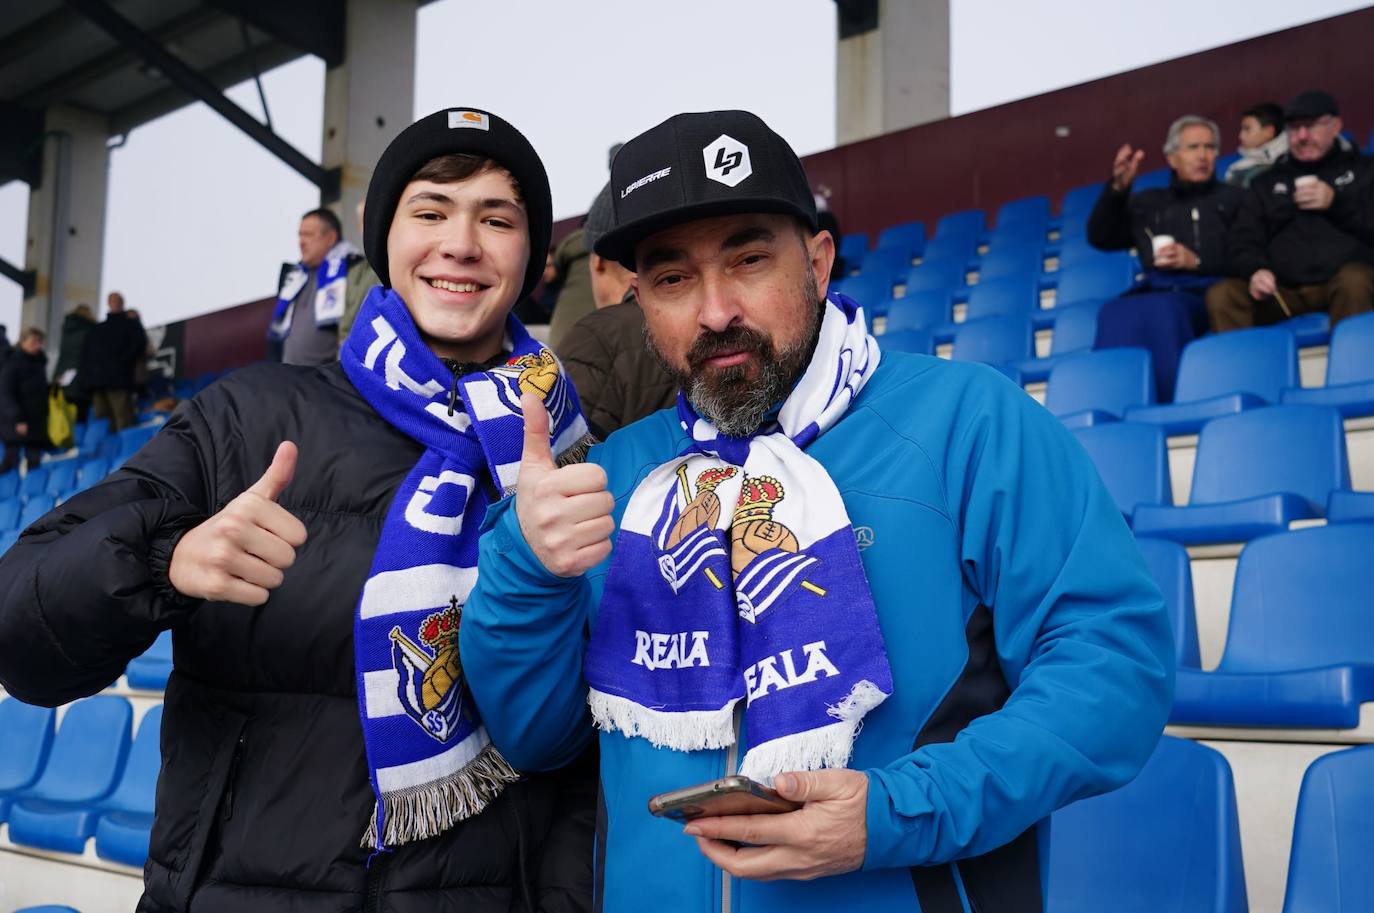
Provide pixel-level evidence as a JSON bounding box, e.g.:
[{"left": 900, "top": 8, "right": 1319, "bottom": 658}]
[
  {"left": 268, "top": 239, "right": 358, "bottom": 340},
  {"left": 342, "top": 287, "right": 591, "bottom": 848},
  {"left": 585, "top": 293, "right": 894, "bottom": 782}
]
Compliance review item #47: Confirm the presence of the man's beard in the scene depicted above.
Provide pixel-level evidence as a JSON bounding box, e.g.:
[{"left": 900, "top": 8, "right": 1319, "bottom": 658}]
[{"left": 646, "top": 272, "right": 823, "bottom": 438}]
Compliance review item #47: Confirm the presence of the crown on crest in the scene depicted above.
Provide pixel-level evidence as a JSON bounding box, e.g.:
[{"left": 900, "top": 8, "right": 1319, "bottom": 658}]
[
  {"left": 419, "top": 603, "right": 460, "bottom": 649},
  {"left": 695, "top": 466, "right": 737, "bottom": 492},
  {"left": 733, "top": 475, "right": 784, "bottom": 522}
]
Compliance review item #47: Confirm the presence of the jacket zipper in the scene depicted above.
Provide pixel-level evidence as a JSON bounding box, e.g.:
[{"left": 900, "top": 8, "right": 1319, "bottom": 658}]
[
  {"left": 363, "top": 851, "right": 390, "bottom": 913},
  {"left": 721, "top": 701, "right": 744, "bottom": 913},
  {"left": 220, "top": 733, "right": 247, "bottom": 823}
]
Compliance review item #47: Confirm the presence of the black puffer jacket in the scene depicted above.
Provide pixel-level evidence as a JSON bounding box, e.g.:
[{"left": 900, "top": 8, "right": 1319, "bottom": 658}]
[
  {"left": 1087, "top": 175, "right": 1245, "bottom": 275},
  {"left": 0, "top": 349, "right": 50, "bottom": 446},
  {"left": 0, "top": 361, "right": 594, "bottom": 913},
  {"left": 78, "top": 311, "right": 147, "bottom": 390}
]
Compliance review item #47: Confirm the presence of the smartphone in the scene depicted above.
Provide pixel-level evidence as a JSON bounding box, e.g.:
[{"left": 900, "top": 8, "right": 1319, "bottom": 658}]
[{"left": 647, "top": 775, "right": 802, "bottom": 821}]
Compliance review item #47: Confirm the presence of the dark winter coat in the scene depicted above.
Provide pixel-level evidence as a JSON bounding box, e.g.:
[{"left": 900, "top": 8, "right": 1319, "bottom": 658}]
[
  {"left": 0, "top": 349, "right": 50, "bottom": 446},
  {"left": 78, "top": 311, "right": 147, "bottom": 390},
  {"left": 0, "top": 361, "right": 594, "bottom": 913},
  {"left": 55, "top": 311, "right": 97, "bottom": 383},
  {"left": 1226, "top": 142, "right": 1374, "bottom": 286},
  {"left": 1088, "top": 175, "right": 1245, "bottom": 275}
]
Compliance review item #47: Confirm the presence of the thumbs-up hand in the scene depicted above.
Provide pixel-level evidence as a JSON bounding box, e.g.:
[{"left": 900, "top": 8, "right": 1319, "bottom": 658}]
[
  {"left": 516, "top": 393, "right": 614, "bottom": 577},
  {"left": 169, "top": 442, "right": 309, "bottom": 605}
]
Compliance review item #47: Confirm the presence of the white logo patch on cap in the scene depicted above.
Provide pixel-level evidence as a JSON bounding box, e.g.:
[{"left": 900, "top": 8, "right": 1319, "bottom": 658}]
[
  {"left": 703, "top": 134, "right": 751, "bottom": 188},
  {"left": 448, "top": 111, "right": 490, "bottom": 131}
]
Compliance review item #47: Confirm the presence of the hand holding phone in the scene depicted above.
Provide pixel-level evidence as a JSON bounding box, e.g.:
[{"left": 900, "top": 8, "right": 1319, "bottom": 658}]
[{"left": 648, "top": 775, "right": 802, "bottom": 822}]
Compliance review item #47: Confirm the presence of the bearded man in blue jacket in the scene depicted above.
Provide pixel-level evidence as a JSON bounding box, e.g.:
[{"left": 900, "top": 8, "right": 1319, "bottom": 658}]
[{"left": 460, "top": 110, "right": 1174, "bottom": 913}]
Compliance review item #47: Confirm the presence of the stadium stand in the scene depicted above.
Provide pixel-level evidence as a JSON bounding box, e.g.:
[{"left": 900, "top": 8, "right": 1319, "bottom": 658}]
[
  {"left": 1135, "top": 538, "right": 1202, "bottom": 669},
  {"left": 1281, "top": 310, "right": 1374, "bottom": 417},
  {"left": 874, "top": 220, "right": 925, "bottom": 259},
  {"left": 1280, "top": 745, "right": 1374, "bottom": 912},
  {"left": 2, "top": 697, "right": 132, "bottom": 829},
  {"left": 837, "top": 232, "right": 869, "bottom": 265},
  {"left": 0, "top": 698, "right": 56, "bottom": 820},
  {"left": 1072, "top": 423, "right": 1171, "bottom": 523},
  {"left": 993, "top": 194, "right": 1051, "bottom": 232},
  {"left": 1132, "top": 405, "right": 1348, "bottom": 544},
  {"left": 1054, "top": 252, "right": 1136, "bottom": 307},
  {"left": 124, "top": 631, "right": 173, "bottom": 691},
  {"left": 1044, "top": 347, "right": 1154, "bottom": 427},
  {"left": 950, "top": 314, "right": 1033, "bottom": 379},
  {"left": 1015, "top": 301, "right": 1103, "bottom": 383},
  {"left": 933, "top": 207, "right": 985, "bottom": 242},
  {"left": 884, "top": 289, "right": 950, "bottom": 334},
  {"left": 902, "top": 257, "right": 968, "bottom": 296},
  {"left": 1047, "top": 736, "right": 1247, "bottom": 913},
  {"left": 875, "top": 329, "right": 932, "bottom": 355}
]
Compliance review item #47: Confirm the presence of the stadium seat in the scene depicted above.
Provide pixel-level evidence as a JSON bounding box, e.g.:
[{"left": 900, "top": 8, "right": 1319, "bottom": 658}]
[
  {"left": 837, "top": 273, "right": 897, "bottom": 312},
  {"left": 1171, "top": 523, "right": 1374, "bottom": 728},
  {"left": 877, "top": 329, "right": 932, "bottom": 356},
  {"left": 45, "top": 459, "right": 79, "bottom": 498},
  {"left": 1073, "top": 423, "right": 1171, "bottom": 521},
  {"left": 1215, "top": 152, "right": 1241, "bottom": 175},
  {"left": 933, "top": 208, "right": 985, "bottom": 240},
  {"left": 874, "top": 220, "right": 925, "bottom": 258},
  {"left": 0, "top": 698, "right": 57, "bottom": 822},
  {"left": 975, "top": 244, "right": 1045, "bottom": 283},
  {"left": 126, "top": 630, "right": 173, "bottom": 690},
  {"left": 77, "top": 417, "right": 111, "bottom": 457},
  {"left": 903, "top": 257, "right": 968, "bottom": 295},
  {"left": 1124, "top": 327, "right": 1298, "bottom": 435},
  {"left": 0, "top": 497, "right": 20, "bottom": 532},
  {"left": 116, "top": 425, "right": 160, "bottom": 463},
  {"left": 2, "top": 696, "right": 132, "bottom": 838},
  {"left": 99, "top": 433, "right": 123, "bottom": 464},
  {"left": 1281, "top": 745, "right": 1374, "bottom": 912},
  {"left": 885, "top": 289, "right": 950, "bottom": 333},
  {"left": 1282, "top": 310, "right": 1374, "bottom": 417},
  {"left": 76, "top": 456, "right": 112, "bottom": 491},
  {"left": 20, "top": 464, "right": 51, "bottom": 500},
  {"left": 994, "top": 194, "right": 1051, "bottom": 232},
  {"left": 985, "top": 221, "right": 1049, "bottom": 253},
  {"left": 1276, "top": 312, "right": 1331, "bottom": 348},
  {"left": 1046, "top": 348, "right": 1154, "bottom": 427},
  {"left": 1059, "top": 181, "right": 1103, "bottom": 223},
  {"left": 837, "top": 232, "right": 869, "bottom": 265},
  {"left": 951, "top": 315, "right": 1033, "bottom": 380},
  {"left": 20, "top": 494, "right": 56, "bottom": 529},
  {"left": 9, "top": 706, "right": 161, "bottom": 856},
  {"left": 0, "top": 468, "right": 19, "bottom": 500},
  {"left": 0, "top": 529, "right": 20, "bottom": 554},
  {"left": 1131, "top": 167, "right": 1171, "bottom": 190},
  {"left": 963, "top": 274, "right": 1040, "bottom": 321},
  {"left": 1133, "top": 405, "right": 1347, "bottom": 544},
  {"left": 1016, "top": 301, "right": 1104, "bottom": 383},
  {"left": 1047, "top": 736, "right": 1246, "bottom": 913},
  {"left": 1054, "top": 253, "right": 1135, "bottom": 307},
  {"left": 1327, "top": 489, "right": 1374, "bottom": 523},
  {"left": 920, "top": 233, "right": 978, "bottom": 265},
  {"left": 1135, "top": 538, "right": 1201, "bottom": 668},
  {"left": 856, "top": 246, "right": 914, "bottom": 285}
]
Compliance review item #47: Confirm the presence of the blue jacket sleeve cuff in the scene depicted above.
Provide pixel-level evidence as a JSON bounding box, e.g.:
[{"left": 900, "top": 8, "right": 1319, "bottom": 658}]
[{"left": 862, "top": 767, "right": 934, "bottom": 871}]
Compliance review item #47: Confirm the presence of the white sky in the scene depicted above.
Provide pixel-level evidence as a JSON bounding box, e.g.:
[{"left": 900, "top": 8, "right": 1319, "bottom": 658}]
[{"left": 0, "top": 0, "right": 1367, "bottom": 335}]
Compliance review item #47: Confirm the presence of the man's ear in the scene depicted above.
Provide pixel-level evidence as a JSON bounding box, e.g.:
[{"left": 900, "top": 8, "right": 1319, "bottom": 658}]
[
  {"left": 589, "top": 253, "right": 607, "bottom": 275},
  {"left": 808, "top": 229, "right": 836, "bottom": 300}
]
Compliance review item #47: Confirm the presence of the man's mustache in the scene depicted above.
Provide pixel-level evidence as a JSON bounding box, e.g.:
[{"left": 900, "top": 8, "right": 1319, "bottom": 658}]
[{"left": 687, "top": 326, "right": 772, "bottom": 371}]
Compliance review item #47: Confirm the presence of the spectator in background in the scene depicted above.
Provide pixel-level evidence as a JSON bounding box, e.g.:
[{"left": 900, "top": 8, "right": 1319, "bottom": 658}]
[
  {"left": 337, "top": 198, "right": 381, "bottom": 343},
  {"left": 79, "top": 291, "right": 147, "bottom": 431},
  {"left": 515, "top": 246, "right": 558, "bottom": 326},
  {"left": 1224, "top": 102, "right": 1288, "bottom": 187},
  {"left": 557, "top": 183, "right": 677, "bottom": 436},
  {"left": 0, "top": 328, "right": 50, "bottom": 474},
  {"left": 0, "top": 325, "right": 11, "bottom": 362},
  {"left": 547, "top": 219, "right": 594, "bottom": 348},
  {"left": 1088, "top": 115, "right": 1245, "bottom": 401},
  {"left": 54, "top": 303, "right": 96, "bottom": 422},
  {"left": 1208, "top": 90, "right": 1374, "bottom": 332},
  {"left": 268, "top": 208, "right": 364, "bottom": 366}
]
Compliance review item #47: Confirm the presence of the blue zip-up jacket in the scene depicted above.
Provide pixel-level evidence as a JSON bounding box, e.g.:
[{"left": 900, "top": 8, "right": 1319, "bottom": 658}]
[{"left": 461, "top": 353, "right": 1174, "bottom": 913}]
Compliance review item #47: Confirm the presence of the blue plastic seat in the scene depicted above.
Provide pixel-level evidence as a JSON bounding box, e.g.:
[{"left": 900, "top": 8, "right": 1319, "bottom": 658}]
[
  {"left": 0, "top": 497, "right": 20, "bottom": 532},
  {"left": 934, "top": 208, "right": 985, "bottom": 240},
  {"left": 963, "top": 275, "right": 1040, "bottom": 321},
  {"left": 1131, "top": 167, "right": 1172, "bottom": 190},
  {"left": 1054, "top": 238, "right": 1134, "bottom": 272},
  {"left": 0, "top": 698, "right": 57, "bottom": 822},
  {"left": 2, "top": 696, "right": 132, "bottom": 845},
  {"left": 1133, "top": 405, "right": 1347, "bottom": 544},
  {"left": 1016, "top": 301, "right": 1104, "bottom": 382},
  {"left": 1055, "top": 253, "right": 1135, "bottom": 307},
  {"left": 1171, "top": 523, "right": 1374, "bottom": 728},
  {"left": 976, "top": 244, "right": 1045, "bottom": 283},
  {"left": 1135, "top": 538, "right": 1201, "bottom": 668},
  {"left": 855, "top": 246, "right": 914, "bottom": 285},
  {"left": 1047, "top": 348, "right": 1154, "bottom": 427},
  {"left": 0, "top": 469, "right": 19, "bottom": 500},
  {"left": 903, "top": 257, "right": 967, "bottom": 295},
  {"left": 20, "top": 494, "right": 56, "bottom": 529},
  {"left": 0, "top": 529, "right": 20, "bottom": 554},
  {"left": 885, "top": 290, "right": 950, "bottom": 333},
  {"left": 126, "top": 630, "right": 173, "bottom": 690},
  {"left": 837, "top": 232, "right": 869, "bottom": 265},
  {"left": 994, "top": 194, "right": 1051, "bottom": 232},
  {"left": 986, "top": 221, "right": 1049, "bottom": 253},
  {"left": 1124, "top": 326, "right": 1299, "bottom": 435},
  {"left": 10, "top": 705, "right": 160, "bottom": 856},
  {"left": 1282, "top": 310, "right": 1374, "bottom": 417},
  {"left": 874, "top": 220, "right": 925, "bottom": 258},
  {"left": 77, "top": 417, "right": 111, "bottom": 457},
  {"left": 76, "top": 456, "right": 112, "bottom": 491},
  {"left": 1048, "top": 736, "right": 1246, "bottom": 913},
  {"left": 1073, "top": 423, "right": 1171, "bottom": 521},
  {"left": 1327, "top": 489, "right": 1374, "bottom": 523},
  {"left": 951, "top": 315, "right": 1033, "bottom": 380},
  {"left": 1059, "top": 182, "right": 1104, "bottom": 223},
  {"left": 45, "top": 460, "right": 79, "bottom": 498},
  {"left": 877, "top": 329, "right": 932, "bottom": 356},
  {"left": 836, "top": 272, "right": 896, "bottom": 311},
  {"left": 1281, "top": 745, "right": 1374, "bottom": 912},
  {"left": 20, "top": 465, "right": 51, "bottom": 500},
  {"left": 921, "top": 233, "right": 977, "bottom": 265},
  {"left": 116, "top": 425, "right": 159, "bottom": 463},
  {"left": 1276, "top": 312, "right": 1331, "bottom": 348}
]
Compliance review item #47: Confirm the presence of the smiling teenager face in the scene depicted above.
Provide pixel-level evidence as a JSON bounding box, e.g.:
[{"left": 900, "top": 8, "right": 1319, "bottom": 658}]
[{"left": 386, "top": 157, "right": 530, "bottom": 362}]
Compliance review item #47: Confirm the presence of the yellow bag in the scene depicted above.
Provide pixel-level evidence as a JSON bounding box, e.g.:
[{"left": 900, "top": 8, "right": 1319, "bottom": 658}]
[{"left": 47, "top": 386, "right": 77, "bottom": 449}]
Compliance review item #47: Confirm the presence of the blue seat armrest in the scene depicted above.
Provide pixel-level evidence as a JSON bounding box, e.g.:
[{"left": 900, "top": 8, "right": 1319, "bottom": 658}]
[
  {"left": 1281, "top": 381, "right": 1374, "bottom": 419},
  {"left": 1170, "top": 664, "right": 1374, "bottom": 729},
  {"left": 1131, "top": 493, "right": 1316, "bottom": 545},
  {"left": 1055, "top": 409, "right": 1119, "bottom": 430},
  {"left": 6, "top": 799, "right": 104, "bottom": 854},
  {"left": 1123, "top": 392, "right": 1265, "bottom": 436}
]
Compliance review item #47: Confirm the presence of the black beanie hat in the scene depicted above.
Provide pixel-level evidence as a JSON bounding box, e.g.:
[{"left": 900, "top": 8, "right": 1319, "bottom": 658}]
[{"left": 363, "top": 108, "right": 553, "bottom": 302}]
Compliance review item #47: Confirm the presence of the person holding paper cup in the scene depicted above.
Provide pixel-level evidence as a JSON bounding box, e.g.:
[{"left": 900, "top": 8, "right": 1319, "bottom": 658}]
[
  {"left": 1207, "top": 90, "right": 1374, "bottom": 332},
  {"left": 1086, "top": 115, "right": 1245, "bottom": 401}
]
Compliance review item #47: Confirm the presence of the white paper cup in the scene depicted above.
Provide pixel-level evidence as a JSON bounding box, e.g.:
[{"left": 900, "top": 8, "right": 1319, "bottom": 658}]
[
  {"left": 1151, "top": 234, "right": 1175, "bottom": 255},
  {"left": 1295, "top": 175, "right": 1319, "bottom": 190}
]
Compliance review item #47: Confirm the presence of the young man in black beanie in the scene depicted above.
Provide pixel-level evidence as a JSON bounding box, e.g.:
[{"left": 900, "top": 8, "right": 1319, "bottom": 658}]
[{"left": 0, "top": 108, "right": 595, "bottom": 913}]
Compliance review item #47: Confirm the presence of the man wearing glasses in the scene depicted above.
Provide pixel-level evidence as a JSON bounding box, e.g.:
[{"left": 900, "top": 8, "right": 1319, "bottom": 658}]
[{"left": 1207, "top": 90, "right": 1374, "bottom": 331}]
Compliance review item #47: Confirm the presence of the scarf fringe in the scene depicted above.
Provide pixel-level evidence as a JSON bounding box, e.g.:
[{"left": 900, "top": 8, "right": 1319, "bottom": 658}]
[
  {"left": 361, "top": 743, "right": 521, "bottom": 849},
  {"left": 589, "top": 688, "right": 737, "bottom": 750},
  {"left": 737, "top": 680, "right": 889, "bottom": 784}
]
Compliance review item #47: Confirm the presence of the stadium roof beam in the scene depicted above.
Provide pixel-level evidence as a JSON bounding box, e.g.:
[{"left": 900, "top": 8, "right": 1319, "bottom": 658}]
[
  {"left": 65, "top": 0, "right": 341, "bottom": 200},
  {"left": 0, "top": 256, "right": 36, "bottom": 298}
]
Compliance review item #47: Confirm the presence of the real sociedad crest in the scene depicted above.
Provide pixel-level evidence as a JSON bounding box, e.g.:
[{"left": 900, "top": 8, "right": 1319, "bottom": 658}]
[
  {"left": 489, "top": 349, "right": 570, "bottom": 419},
  {"left": 389, "top": 597, "right": 467, "bottom": 742},
  {"left": 653, "top": 464, "right": 736, "bottom": 593},
  {"left": 729, "top": 475, "right": 825, "bottom": 623}
]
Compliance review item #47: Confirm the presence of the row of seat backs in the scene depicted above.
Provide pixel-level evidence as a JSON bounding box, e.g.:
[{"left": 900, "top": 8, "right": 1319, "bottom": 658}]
[{"left": 1050, "top": 735, "right": 1374, "bottom": 912}]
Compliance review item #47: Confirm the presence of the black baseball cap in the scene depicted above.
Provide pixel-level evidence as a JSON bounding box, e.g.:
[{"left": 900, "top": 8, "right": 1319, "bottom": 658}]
[
  {"left": 594, "top": 110, "right": 818, "bottom": 269},
  {"left": 1284, "top": 90, "right": 1339, "bottom": 123}
]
